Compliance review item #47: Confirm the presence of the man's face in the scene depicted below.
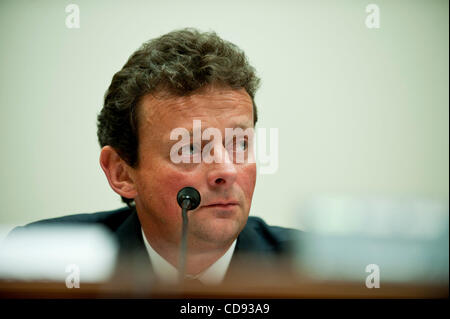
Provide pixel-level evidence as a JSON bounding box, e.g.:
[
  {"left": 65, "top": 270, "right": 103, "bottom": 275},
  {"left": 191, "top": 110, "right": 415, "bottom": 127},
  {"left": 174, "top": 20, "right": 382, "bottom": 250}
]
[{"left": 132, "top": 85, "right": 256, "bottom": 250}]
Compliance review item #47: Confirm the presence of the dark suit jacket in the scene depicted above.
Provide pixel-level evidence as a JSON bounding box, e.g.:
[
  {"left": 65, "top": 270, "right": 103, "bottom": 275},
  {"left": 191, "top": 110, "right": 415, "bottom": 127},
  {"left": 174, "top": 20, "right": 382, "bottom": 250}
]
[{"left": 8, "top": 207, "right": 302, "bottom": 288}]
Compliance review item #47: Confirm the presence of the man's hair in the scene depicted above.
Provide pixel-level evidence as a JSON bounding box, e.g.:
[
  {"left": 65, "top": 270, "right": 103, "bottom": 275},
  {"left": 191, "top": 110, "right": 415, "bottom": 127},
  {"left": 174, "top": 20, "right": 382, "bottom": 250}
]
[{"left": 97, "top": 28, "right": 261, "bottom": 207}]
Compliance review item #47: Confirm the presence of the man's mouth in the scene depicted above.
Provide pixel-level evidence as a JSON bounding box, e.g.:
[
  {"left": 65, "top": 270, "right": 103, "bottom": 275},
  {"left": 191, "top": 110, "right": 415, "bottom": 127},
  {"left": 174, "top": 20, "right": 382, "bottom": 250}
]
[{"left": 202, "top": 201, "right": 239, "bottom": 209}]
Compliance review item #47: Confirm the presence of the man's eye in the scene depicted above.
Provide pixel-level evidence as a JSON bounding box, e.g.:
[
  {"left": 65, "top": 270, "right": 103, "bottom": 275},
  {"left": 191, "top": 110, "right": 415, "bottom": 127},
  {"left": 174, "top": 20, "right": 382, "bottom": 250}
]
[
  {"left": 180, "top": 144, "right": 199, "bottom": 155},
  {"left": 235, "top": 139, "right": 247, "bottom": 151},
  {"left": 238, "top": 139, "right": 248, "bottom": 151}
]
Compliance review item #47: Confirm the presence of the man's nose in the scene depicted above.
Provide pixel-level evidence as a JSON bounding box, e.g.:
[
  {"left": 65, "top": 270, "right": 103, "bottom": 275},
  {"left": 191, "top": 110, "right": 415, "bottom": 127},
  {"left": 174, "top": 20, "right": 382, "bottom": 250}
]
[{"left": 206, "top": 146, "right": 237, "bottom": 188}]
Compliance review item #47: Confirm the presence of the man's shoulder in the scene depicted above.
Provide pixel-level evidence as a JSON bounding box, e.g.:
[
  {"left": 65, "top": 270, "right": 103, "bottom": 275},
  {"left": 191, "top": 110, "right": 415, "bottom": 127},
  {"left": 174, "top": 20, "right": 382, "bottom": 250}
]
[
  {"left": 11, "top": 207, "right": 134, "bottom": 234},
  {"left": 238, "top": 216, "right": 302, "bottom": 254}
]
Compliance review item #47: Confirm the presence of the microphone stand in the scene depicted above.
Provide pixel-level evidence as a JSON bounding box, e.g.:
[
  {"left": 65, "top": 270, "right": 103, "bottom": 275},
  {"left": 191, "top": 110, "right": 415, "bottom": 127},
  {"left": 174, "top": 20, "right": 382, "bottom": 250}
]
[
  {"left": 179, "top": 199, "right": 189, "bottom": 282},
  {"left": 176, "top": 186, "right": 201, "bottom": 285}
]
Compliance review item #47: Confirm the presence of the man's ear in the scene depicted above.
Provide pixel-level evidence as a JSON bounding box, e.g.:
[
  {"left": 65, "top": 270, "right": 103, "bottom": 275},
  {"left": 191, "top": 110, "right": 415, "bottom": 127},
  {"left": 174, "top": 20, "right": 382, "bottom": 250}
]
[{"left": 99, "top": 146, "right": 138, "bottom": 200}]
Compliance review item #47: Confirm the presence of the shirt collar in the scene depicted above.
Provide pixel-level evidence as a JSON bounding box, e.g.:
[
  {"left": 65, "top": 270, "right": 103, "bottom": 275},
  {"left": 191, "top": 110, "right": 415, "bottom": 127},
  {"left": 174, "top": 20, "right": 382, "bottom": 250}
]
[{"left": 141, "top": 228, "right": 236, "bottom": 285}]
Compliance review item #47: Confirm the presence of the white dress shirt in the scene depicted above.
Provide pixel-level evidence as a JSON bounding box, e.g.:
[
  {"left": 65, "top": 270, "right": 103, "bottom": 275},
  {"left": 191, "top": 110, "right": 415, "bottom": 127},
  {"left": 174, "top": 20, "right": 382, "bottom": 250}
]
[{"left": 141, "top": 228, "right": 236, "bottom": 285}]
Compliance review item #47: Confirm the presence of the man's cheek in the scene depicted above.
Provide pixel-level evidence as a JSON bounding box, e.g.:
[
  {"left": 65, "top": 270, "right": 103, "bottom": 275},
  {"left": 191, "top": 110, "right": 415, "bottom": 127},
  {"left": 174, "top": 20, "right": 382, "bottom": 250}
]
[
  {"left": 240, "top": 164, "right": 257, "bottom": 196},
  {"left": 154, "top": 170, "right": 199, "bottom": 206}
]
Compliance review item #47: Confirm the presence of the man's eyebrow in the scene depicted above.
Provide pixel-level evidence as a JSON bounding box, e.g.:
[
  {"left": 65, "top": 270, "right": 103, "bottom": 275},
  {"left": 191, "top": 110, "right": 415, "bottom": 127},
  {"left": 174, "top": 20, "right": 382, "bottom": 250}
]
[
  {"left": 176, "top": 123, "right": 253, "bottom": 136},
  {"left": 165, "top": 122, "right": 253, "bottom": 143},
  {"left": 230, "top": 123, "right": 254, "bottom": 130}
]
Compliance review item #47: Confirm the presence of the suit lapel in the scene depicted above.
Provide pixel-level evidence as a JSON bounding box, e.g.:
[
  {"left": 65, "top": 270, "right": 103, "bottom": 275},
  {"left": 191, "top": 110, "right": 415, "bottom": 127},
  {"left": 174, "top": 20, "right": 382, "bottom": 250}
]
[
  {"left": 225, "top": 220, "right": 262, "bottom": 282},
  {"left": 224, "top": 218, "right": 280, "bottom": 283},
  {"left": 112, "top": 208, "right": 156, "bottom": 288},
  {"left": 115, "top": 208, "right": 147, "bottom": 255}
]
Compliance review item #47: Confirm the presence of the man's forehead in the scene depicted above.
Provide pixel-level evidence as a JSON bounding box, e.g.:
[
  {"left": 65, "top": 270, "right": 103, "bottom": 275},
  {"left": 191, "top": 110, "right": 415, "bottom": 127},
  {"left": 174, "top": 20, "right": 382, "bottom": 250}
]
[{"left": 138, "top": 86, "right": 253, "bottom": 129}]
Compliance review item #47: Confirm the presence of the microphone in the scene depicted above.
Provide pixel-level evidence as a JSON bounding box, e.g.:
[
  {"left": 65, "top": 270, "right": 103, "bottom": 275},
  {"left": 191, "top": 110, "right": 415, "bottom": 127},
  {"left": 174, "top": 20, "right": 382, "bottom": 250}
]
[
  {"left": 177, "top": 187, "right": 201, "bottom": 210},
  {"left": 176, "top": 187, "right": 201, "bottom": 283}
]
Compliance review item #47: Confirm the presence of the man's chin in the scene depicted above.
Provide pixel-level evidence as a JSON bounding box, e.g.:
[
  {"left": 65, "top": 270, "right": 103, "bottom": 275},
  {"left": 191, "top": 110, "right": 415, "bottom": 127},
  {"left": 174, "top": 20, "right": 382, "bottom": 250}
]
[{"left": 190, "top": 217, "right": 245, "bottom": 245}]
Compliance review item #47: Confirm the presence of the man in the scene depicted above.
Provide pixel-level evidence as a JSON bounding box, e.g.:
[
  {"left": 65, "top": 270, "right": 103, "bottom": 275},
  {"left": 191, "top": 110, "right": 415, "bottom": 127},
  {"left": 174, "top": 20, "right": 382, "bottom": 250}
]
[{"left": 9, "top": 28, "right": 300, "bottom": 288}]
